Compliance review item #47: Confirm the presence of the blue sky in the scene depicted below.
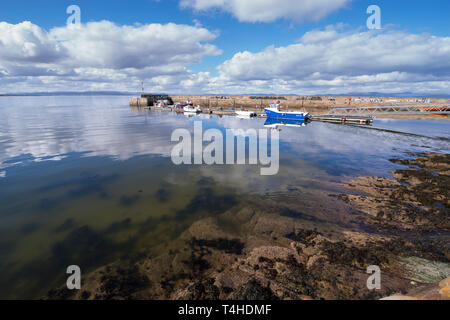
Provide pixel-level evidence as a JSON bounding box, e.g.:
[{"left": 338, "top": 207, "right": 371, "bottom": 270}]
[{"left": 0, "top": 0, "right": 449, "bottom": 94}]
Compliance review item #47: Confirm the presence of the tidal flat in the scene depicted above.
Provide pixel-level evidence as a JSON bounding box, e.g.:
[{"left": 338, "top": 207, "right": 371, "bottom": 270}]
[{"left": 0, "top": 96, "right": 448, "bottom": 299}]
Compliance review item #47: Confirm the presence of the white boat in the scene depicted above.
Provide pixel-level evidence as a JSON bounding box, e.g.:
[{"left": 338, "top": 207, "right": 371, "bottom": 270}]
[
  {"left": 155, "top": 100, "right": 170, "bottom": 108},
  {"left": 235, "top": 110, "right": 257, "bottom": 117},
  {"left": 183, "top": 105, "right": 202, "bottom": 113}
]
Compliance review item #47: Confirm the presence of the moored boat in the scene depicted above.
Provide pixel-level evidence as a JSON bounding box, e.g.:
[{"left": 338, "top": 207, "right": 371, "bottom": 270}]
[
  {"left": 265, "top": 102, "right": 309, "bottom": 120},
  {"left": 183, "top": 105, "right": 202, "bottom": 113},
  {"left": 235, "top": 110, "right": 257, "bottom": 117},
  {"left": 182, "top": 99, "right": 202, "bottom": 113}
]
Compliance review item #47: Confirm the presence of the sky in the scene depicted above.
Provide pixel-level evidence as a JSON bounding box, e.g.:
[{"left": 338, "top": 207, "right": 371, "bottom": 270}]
[{"left": 0, "top": 0, "right": 449, "bottom": 95}]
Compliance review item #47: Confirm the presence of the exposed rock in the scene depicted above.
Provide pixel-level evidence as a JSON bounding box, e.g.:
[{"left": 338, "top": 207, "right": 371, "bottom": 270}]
[
  {"left": 400, "top": 257, "right": 450, "bottom": 284},
  {"left": 232, "top": 279, "right": 278, "bottom": 300},
  {"left": 381, "top": 276, "right": 450, "bottom": 300},
  {"left": 340, "top": 153, "right": 450, "bottom": 231}
]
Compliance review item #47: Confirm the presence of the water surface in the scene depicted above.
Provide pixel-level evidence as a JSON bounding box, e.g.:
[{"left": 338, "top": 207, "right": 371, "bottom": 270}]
[{"left": 0, "top": 96, "right": 448, "bottom": 298}]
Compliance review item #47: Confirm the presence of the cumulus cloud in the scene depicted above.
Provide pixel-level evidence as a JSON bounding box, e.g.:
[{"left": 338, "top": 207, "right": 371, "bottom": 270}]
[
  {"left": 210, "top": 26, "right": 450, "bottom": 94},
  {"left": 50, "top": 21, "right": 220, "bottom": 69},
  {"left": 0, "top": 21, "right": 67, "bottom": 64},
  {"left": 1, "top": 19, "right": 449, "bottom": 96},
  {"left": 0, "top": 20, "right": 221, "bottom": 93},
  {"left": 219, "top": 28, "right": 450, "bottom": 81},
  {"left": 180, "top": 0, "right": 351, "bottom": 23}
]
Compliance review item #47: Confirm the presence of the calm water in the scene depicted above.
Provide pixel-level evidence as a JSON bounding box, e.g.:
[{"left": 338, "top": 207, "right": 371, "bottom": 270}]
[{"left": 0, "top": 96, "right": 449, "bottom": 299}]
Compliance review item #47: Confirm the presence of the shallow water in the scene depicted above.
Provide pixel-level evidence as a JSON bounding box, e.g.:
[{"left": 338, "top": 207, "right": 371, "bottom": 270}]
[{"left": 0, "top": 96, "right": 448, "bottom": 298}]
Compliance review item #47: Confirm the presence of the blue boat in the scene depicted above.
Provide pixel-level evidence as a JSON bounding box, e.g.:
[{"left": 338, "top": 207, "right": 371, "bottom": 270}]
[{"left": 265, "top": 102, "right": 309, "bottom": 120}]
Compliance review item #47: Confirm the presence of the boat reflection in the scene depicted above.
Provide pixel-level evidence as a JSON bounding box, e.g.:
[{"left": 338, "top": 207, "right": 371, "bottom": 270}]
[{"left": 264, "top": 118, "right": 309, "bottom": 130}]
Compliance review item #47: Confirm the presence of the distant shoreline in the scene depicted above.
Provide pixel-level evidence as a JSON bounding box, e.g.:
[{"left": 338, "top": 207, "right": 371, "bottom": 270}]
[{"left": 2, "top": 92, "right": 450, "bottom": 99}]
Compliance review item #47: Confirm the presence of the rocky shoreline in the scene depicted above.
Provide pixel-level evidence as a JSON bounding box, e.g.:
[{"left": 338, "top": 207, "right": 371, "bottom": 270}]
[{"left": 47, "top": 153, "right": 449, "bottom": 300}]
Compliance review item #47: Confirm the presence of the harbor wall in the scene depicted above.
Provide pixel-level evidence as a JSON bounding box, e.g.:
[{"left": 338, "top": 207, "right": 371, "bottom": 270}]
[
  {"left": 130, "top": 94, "right": 449, "bottom": 114},
  {"left": 129, "top": 97, "right": 149, "bottom": 107},
  {"left": 169, "top": 95, "right": 449, "bottom": 113}
]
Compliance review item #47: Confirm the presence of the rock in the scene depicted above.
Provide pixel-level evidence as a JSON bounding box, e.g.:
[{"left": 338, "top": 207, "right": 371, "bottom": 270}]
[
  {"left": 400, "top": 257, "right": 450, "bottom": 284},
  {"left": 439, "top": 277, "right": 450, "bottom": 299},
  {"left": 233, "top": 279, "right": 278, "bottom": 300},
  {"left": 439, "top": 288, "right": 450, "bottom": 299},
  {"left": 439, "top": 277, "right": 450, "bottom": 289}
]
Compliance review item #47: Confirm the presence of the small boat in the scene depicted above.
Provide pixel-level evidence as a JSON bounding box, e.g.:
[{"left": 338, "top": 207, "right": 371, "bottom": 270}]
[
  {"left": 265, "top": 102, "right": 309, "bottom": 120},
  {"left": 182, "top": 99, "right": 201, "bottom": 113},
  {"left": 155, "top": 99, "right": 171, "bottom": 108},
  {"left": 183, "top": 105, "right": 202, "bottom": 113},
  {"left": 235, "top": 110, "right": 257, "bottom": 117}
]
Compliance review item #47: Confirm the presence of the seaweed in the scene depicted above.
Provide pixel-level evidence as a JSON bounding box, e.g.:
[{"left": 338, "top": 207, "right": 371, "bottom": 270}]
[
  {"left": 182, "top": 252, "right": 211, "bottom": 275},
  {"left": 105, "top": 218, "right": 132, "bottom": 234},
  {"left": 176, "top": 188, "right": 237, "bottom": 217},
  {"left": 234, "top": 279, "right": 278, "bottom": 300},
  {"left": 279, "top": 207, "right": 325, "bottom": 223},
  {"left": 190, "top": 238, "right": 244, "bottom": 255},
  {"left": 155, "top": 188, "right": 170, "bottom": 202},
  {"left": 285, "top": 229, "right": 321, "bottom": 244},
  {"left": 119, "top": 194, "right": 140, "bottom": 206},
  {"left": 20, "top": 222, "right": 39, "bottom": 235},
  {"left": 99, "top": 266, "right": 150, "bottom": 300},
  {"left": 54, "top": 218, "right": 75, "bottom": 233},
  {"left": 46, "top": 287, "right": 76, "bottom": 300},
  {"left": 184, "top": 278, "right": 220, "bottom": 300}
]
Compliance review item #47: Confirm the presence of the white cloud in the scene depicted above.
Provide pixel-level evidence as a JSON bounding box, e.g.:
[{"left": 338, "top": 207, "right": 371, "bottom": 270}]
[
  {"left": 50, "top": 21, "right": 220, "bottom": 69},
  {"left": 219, "top": 28, "right": 450, "bottom": 81},
  {"left": 180, "top": 0, "right": 351, "bottom": 23},
  {"left": 0, "top": 20, "right": 221, "bottom": 93},
  {"left": 1, "top": 20, "right": 449, "bottom": 96},
  {"left": 209, "top": 26, "right": 450, "bottom": 94},
  {"left": 0, "top": 21, "right": 67, "bottom": 64}
]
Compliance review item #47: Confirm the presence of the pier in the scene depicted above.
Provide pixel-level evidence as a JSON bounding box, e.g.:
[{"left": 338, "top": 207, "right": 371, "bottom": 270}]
[
  {"left": 130, "top": 95, "right": 449, "bottom": 125},
  {"left": 310, "top": 114, "right": 373, "bottom": 125},
  {"left": 133, "top": 105, "right": 374, "bottom": 125},
  {"left": 328, "top": 105, "right": 450, "bottom": 115}
]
